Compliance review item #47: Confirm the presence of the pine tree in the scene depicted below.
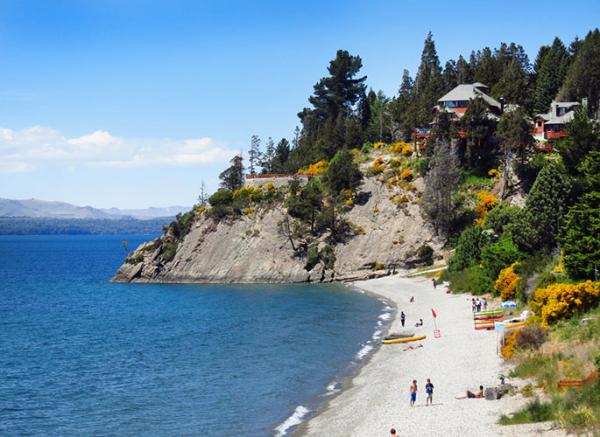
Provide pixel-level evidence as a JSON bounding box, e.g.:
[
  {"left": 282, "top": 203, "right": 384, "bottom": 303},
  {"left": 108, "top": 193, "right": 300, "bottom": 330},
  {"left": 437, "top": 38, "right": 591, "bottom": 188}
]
[
  {"left": 261, "top": 137, "right": 275, "bottom": 173},
  {"left": 272, "top": 138, "right": 291, "bottom": 172},
  {"left": 390, "top": 70, "right": 414, "bottom": 141},
  {"left": 533, "top": 37, "right": 570, "bottom": 113},
  {"left": 510, "top": 161, "right": 571, "bottom": 251},
  {"left": 422, "top": 138, "right": 461, "bottom": 235},
  {"left": 248, "top": 135, "right": 262, "bottom": 176},
  {"left": 323, "top": 148, "right": 363, "bottom": 194},
  {"left": 456, "top": 55, "right": 472, "bottom": 83},
  {"left": 219, "top": 155, "right": 244, "bottom": 191},
  {"left": 412, "top": 32, "right": 443, "bottom": 126},
  {"left": 442, "top": 60, "right": 458, "bottom": 92},
  {"left": 461, "top": 97, "right": 496, "bottom": 167},
  {"left": 497, "top": 108, "right": 533, "bottom": 197},
  {"left": 559, "top": 29, "right": 600, "bottom": 115},
  {"left": 197, "top": 180, "right": 208, "bottom": 206}
]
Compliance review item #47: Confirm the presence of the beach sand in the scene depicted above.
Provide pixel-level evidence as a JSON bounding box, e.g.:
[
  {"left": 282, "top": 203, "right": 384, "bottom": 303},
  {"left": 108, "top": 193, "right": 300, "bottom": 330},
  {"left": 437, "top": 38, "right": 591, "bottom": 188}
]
[{"left": 298, "top": 275, "right": 563, "bottom": 437}]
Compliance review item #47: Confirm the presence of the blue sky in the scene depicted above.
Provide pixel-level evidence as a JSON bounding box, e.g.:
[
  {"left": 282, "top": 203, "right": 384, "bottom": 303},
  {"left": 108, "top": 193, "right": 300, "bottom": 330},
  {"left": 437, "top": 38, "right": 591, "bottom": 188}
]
[{"left": 0, "top": 0, "right": 598, "bottom": 208}]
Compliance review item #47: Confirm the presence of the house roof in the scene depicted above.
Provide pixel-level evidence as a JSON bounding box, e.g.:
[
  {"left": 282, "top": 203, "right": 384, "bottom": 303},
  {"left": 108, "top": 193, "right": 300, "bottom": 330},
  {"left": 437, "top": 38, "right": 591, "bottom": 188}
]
[
  {"left": 437, "top": 84, "right": 501, "bottom": 109},
  {"left": 535, "top": 101, "right": 580, "bottom": 125},
  {"left": 472, "top": 82, "right": 489, "bottom": 89}
]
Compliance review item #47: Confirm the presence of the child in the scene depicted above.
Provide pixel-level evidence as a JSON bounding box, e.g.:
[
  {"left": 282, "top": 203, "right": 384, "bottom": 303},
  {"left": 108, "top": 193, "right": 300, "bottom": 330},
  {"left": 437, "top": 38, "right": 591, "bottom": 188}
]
[
  {"left": 425, "top": 378, "right": 434, "bottom": 405},
  {"left": 409, "top": 380, "right": 417, "bottom": 406}
]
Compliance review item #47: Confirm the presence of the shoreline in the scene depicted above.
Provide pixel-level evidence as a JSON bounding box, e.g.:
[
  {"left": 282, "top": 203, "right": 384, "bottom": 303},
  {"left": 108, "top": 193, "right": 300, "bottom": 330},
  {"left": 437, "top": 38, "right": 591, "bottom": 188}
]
[
  {"left": 275, "top": 283, "right": 397, "bottom": 437},
  {"left": 294, "top": 274, "right": 563, "bottom": 437}
]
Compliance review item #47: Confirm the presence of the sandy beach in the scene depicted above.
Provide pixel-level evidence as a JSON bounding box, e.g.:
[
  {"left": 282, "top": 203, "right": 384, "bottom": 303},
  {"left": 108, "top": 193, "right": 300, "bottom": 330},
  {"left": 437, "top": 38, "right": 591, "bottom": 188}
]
[{"left": 298, "top": 275, "right": 563, "bottom": 437}]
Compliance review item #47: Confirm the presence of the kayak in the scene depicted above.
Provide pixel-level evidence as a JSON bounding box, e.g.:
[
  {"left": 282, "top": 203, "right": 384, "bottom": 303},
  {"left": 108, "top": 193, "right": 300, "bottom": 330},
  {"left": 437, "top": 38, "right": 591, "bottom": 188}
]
[
  {"left": 474, "top": 310, "right": 503, "bottom": 316},
  {"left": 475, "top": 324, "right": 495, "bottom": 330},
  {"left": 383, "top": 335, "right": 427, "bottom": 345},
  {"left": 474, "top": 314, "right": 504, "bottom": 320},
  {"left": 505, "top": 321, "right": 527, "bottom": 329},
  {"left": 474, "top": 318, "right": 503, "bottom": 324}
]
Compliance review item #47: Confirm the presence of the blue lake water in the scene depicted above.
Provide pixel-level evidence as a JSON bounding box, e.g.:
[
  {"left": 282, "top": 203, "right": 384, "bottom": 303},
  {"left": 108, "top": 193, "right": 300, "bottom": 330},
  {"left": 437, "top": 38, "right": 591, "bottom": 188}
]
[{"left": 0, "top": 235, "right": 388, "bottom": 436}]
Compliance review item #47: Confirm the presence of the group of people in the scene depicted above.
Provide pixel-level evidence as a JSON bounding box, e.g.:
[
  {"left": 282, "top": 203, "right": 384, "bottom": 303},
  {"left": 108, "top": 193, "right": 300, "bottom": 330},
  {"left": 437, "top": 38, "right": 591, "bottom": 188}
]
[
  {"left": 408, "top": 378, "right": 435, "bottom": 407},
  {"left": 388, "top": 383, "right": 484, "bottom": 436},
  {"left": 399, "top": 311, "right": 423, "bottom": 328},
  {"left": 471, "top": 297, "right": 487, "bottom": 312}
]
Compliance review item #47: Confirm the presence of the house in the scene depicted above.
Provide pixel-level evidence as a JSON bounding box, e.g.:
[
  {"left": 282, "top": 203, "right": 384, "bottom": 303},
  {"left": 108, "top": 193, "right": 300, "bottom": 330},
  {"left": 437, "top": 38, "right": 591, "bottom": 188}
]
[
  {"left": 533, "top": 101, "right": 580, "bottom": 142},
  {"left": 413, "top": 83, "right": 503, "bottom": 150},
  {"left": 245, "top": 173, "right": 309, "bottom": 188},
  {"left": 433, "top": 82, "right": 503, "bottom": 121}
]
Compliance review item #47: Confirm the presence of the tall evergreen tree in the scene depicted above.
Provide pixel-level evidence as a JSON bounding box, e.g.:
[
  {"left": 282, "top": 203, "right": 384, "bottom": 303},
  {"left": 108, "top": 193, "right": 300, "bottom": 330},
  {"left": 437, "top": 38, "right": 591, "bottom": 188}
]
[
  {"left": 422, "top": 138, "right": 461, "bottom": 236},
  {"left": 533, "top": 37, "right": 570, "bottom": 113},
  {"left": 559, "top": 29, "right": 600, "bottom": 115},
  {"left": 323, "top": 148, "right": 363, "bottom": 194},
  {"left": 461, "top": 97, "right": 497, "bottom": 167},
  {"left": 390, "top": 69, "right": 414, "bottom": 141},
  {"left": 272, "top": 138, "right": 291, "bottom": 173},
  {"left": 248, "top": 135, "right": 262, "bottom": 176},
  {"left": 412, "top": 32, "right": 443, "bottom": 126},
  {"left": 456, "top": 55, "right": 472, "bottom": 83},
  {"left": 442, "top": 60, "right": 458, "bottom": 92},
  {"left": 219, "top": 155, "right": 244, "bottom": 191},
  {"left": 261, "top": 137, "right": 275, "bottom": 173}
]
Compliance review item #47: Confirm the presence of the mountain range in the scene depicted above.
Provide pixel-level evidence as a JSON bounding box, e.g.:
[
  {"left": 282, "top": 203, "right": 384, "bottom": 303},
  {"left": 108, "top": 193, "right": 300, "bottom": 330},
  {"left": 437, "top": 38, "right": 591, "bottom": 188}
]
[{"left": 0, "top": 198, "right": 190, "bottom": 220}]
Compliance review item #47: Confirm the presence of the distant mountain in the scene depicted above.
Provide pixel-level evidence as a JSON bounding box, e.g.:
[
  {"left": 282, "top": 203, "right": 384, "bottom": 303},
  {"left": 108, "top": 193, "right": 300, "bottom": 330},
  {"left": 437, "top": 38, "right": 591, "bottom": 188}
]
[
  {"left": 0, "top": 198, "right": 190, "bottom": 220},
  {"left": 100, "top": 206, "right": 190, "bottom": 219}
]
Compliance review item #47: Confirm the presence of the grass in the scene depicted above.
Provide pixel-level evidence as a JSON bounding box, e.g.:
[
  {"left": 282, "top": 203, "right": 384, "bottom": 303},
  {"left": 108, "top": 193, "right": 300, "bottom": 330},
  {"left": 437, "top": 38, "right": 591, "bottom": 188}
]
[
  {"left": 499, "top": 397, "right": 558, "bottom": 425},
  {"left": 460, "top": 169, "right": 494, "bottom": 189}
]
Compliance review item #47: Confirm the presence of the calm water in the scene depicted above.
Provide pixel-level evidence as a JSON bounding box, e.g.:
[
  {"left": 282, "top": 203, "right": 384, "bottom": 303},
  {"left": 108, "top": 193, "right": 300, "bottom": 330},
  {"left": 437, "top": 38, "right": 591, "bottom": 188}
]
[{"left": 0, "top": 235, "right": 387, "bottom": 436}]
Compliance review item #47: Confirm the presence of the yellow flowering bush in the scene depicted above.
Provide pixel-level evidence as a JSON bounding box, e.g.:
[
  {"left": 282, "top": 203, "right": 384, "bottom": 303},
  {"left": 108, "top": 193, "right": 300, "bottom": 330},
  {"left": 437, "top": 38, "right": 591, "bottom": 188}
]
[
  {"left": 345, "top": 198, "right": 354, "bottom": 206},
  {"left": 475, "top": 191, "right": 498, "bottom": 224},
  {"left": 389, "top": 141, "right": 413, "bottom": 156},
  {"left": 233, "top": 185, "right": 263, "bottom": 201},
  {"left": 531, "top": 281, "right": 600, "bottom": 326},
  {"left": 242, "top": 207, "right": 255, "bottom": 215},
  {"left": 373, "top": 142, "right": 387, "bottom": 150},
  {"left": 374, "top": 262, "right": 385, "bottom": 270},
  {"left": 195, "top": 206, "right": 206, "bottom": 214},
  {"left": 495, "top": 262, "right": 522, "bottom": 300},
  {"left": 388, "top": 157, "right": 402, "bottom": 168},
  {"left": 400, "top": 168, "right": 414, "bottom": 181},
  {"left": 401, "top": 144, "right": 413, "bottom": 156},
  {"left": 298, "top": 159, "right": 328, "bottom": 176},
  {"left": 502, "top": 330, "right": 518, "bottom": 358},
  {"left": 488, "top": 168, "right": 498, "bottom": 177},
  {"left": 264, "top": 182, "right": 275, "bottom": 191},
  {"left": 369, "top": 157, "right": 385, "bottom": 175}
]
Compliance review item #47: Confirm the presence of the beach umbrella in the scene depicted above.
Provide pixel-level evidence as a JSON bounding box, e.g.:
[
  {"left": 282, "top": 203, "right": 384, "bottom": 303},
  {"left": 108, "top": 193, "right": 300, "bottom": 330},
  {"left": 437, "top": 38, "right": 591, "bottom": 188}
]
[{"left": 501, "top": 300, "right": 517, "bottom": 308}]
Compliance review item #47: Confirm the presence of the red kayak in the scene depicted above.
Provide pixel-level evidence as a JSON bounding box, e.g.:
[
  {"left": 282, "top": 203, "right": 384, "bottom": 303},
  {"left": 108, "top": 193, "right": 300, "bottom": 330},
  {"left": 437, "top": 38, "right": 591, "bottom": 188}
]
[
  {"left": 474, "top": 314, "right": 504, "bottom": 320},
  {"left": 475, "top": 324, "right": 495, "bottom": 330}
]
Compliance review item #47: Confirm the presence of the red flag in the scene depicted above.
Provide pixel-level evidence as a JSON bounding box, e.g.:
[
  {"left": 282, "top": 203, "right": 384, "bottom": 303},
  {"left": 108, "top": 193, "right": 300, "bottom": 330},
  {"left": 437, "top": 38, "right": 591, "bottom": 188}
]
[{"left": 431, "top": 308, "right": 437, "bottom": 318}]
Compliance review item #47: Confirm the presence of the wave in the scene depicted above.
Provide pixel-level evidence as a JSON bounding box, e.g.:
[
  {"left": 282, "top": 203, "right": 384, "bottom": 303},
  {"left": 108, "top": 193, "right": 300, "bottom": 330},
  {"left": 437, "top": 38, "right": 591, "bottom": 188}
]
[
  {"left": 372, "top": 329, "right": 382, "bottom": 340},
  {"left": 274, "top": 405, "right": 310, "bottom": 437},
  {"left": 355, "top": 343, "right": 374, "bottom": 360},
  {"left": 378, "top": 312, "right": 391, "bottom": 321}
]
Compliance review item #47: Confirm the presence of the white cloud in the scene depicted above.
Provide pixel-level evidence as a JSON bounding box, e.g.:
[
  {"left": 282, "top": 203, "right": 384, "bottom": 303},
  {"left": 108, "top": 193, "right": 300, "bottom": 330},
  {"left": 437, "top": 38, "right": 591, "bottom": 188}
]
[{"left": 0, "top": 126, "right": 236, "bottom": 173}]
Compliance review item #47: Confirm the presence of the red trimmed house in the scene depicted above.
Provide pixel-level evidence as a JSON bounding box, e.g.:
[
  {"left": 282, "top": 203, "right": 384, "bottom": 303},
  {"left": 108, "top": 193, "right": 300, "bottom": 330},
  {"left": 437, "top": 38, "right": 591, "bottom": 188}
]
[{"left": 533, "top": 101, "right": 579, "bottom": 150}]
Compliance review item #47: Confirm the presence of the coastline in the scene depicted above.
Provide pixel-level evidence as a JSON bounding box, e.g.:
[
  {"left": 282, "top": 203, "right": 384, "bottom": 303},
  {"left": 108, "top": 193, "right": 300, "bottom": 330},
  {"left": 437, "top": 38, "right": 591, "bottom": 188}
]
[{"left": 295, "top": 274, "right": 564, "bottom": 437}]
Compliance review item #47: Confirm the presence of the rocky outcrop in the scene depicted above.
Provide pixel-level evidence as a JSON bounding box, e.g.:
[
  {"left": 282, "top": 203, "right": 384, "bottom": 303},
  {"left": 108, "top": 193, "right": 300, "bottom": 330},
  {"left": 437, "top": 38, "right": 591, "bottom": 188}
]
[{"left": 113, "top": 175, "right": 441, "bottom": 283}]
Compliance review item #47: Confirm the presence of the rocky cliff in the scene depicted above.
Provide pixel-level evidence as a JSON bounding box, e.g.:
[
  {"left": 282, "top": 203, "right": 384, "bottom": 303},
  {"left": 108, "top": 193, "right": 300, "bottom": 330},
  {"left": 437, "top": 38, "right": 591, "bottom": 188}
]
[{"left": 113, "top": 174, "right": 442, "bottom": 284}]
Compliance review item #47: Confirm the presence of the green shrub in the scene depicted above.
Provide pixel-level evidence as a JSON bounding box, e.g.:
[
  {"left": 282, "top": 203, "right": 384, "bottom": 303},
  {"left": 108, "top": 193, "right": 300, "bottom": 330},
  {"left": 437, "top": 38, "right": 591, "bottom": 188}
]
[
  {"left": 319, "top": 245, "right": 336, "bottom": 270},
  {"left": 305, "top": 245, "right": 319, "bottom": 271},
  {"left": 443, "top": 265, "right": 493, "bottom": 295},
  {"left": 481, "top": 236, "right": 523, "bottom": 281},
  {"left": 483, "top": 202, "right": 521, "bottom": 236},
  {"left": 448, "top": 225, "right": 489, "bottom": 272},
  {"left": 209, "top": 188, "right": 233, "bottom": 207},
  {"left": 416, "top": 244, "right": 434, "bottom": 264},
  {"left": 413, "top": 157, "right": 429, "bottom": 176},
  {"left": 160, "top": 241, "right": 178, "bottom": 262},
  {"left": 499, "top": 397, "right": 557, "bottom": 425}
]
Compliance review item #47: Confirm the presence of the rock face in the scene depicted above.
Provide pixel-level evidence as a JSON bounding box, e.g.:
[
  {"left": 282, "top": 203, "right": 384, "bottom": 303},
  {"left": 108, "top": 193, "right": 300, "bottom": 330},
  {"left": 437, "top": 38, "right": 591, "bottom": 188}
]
[{"left": 113, "top": 176, "right": 441, "bottom": 284}]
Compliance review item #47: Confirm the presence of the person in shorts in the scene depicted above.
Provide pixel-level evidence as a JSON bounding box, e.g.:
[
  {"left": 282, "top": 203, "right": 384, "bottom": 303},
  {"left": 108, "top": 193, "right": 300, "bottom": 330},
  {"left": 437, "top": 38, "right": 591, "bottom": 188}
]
[
  {"left": 409, "top": 380, "right": 417, "bottom": 406},
  {"left": 425, "top": 378, "right": 434, "bottom": 405}
]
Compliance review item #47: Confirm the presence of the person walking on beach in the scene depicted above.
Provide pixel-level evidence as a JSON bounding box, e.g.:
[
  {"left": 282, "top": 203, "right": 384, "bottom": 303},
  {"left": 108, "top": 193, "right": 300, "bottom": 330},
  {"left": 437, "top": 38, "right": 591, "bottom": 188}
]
[
  {"left": 471, "top": 298, "right": 476, "bottom": 312},
  {"left": 409, "top": 380, "right": 417, "bottom": 406},
  {"left": 483, "top": 297, "right": 488, "bottom": 311},
  {"left": 400, "top": 311, "right": 406, "bottom": 327},
  {"left": 410, "top": 296, "right": 414, "bottom": 303},
  {"left": 425, "top": 378, "right": 434, "bottom": 405},
  {"left": 432, "top": 278, "right": 436, "bottom": 289},
  {"left": 390, "top": 428, "right": 397, "bottom": 436}
]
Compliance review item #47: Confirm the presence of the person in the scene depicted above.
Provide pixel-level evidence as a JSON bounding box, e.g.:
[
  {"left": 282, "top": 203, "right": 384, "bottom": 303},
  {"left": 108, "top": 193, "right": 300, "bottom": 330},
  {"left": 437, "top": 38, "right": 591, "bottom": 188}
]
[
  {"left": 432, "top": 278, "right": 436, "bottom": 289},
  {"left": 476, "top": 299, "right": 482, "bottom": 312},
  {"left": 471, "top": 298, "right": 476, "bottom": 312},
  {"left": 390, "top": 429, "right": 397, "bottom": 436},
  {"left": 400, "top": 311, "right": 406, "bottom": 327},
  {"left": 409, "top": 380, "right": 417, "bottom": 406},
  {"left": 415, "top": 318, "right": 423, "bottom": 327},
  {"left": 410, "top": 296, "right": 414, "bottom": 303},
  {"left": 483, "top": 297, "right": 488, "bottom": 310},
  {"left": 425, "top": 378, "right": 434, "bottom": 405},
  {"left": 455, "top": 385, "right": 484, "bottom": 399}
]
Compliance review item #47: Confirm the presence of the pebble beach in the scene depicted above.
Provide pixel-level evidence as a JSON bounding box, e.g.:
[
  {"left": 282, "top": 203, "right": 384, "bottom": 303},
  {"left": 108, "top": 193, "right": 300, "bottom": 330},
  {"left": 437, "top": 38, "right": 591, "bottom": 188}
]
[{"left": 298, "top": 275, "right": 564, "bottom": 437}]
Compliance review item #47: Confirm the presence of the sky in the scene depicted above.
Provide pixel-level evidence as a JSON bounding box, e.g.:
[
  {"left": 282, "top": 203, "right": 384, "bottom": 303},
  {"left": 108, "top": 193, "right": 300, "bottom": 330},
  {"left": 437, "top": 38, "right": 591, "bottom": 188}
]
[{"left": 0, "top": 0, "right": 598, "bottom": 208}]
